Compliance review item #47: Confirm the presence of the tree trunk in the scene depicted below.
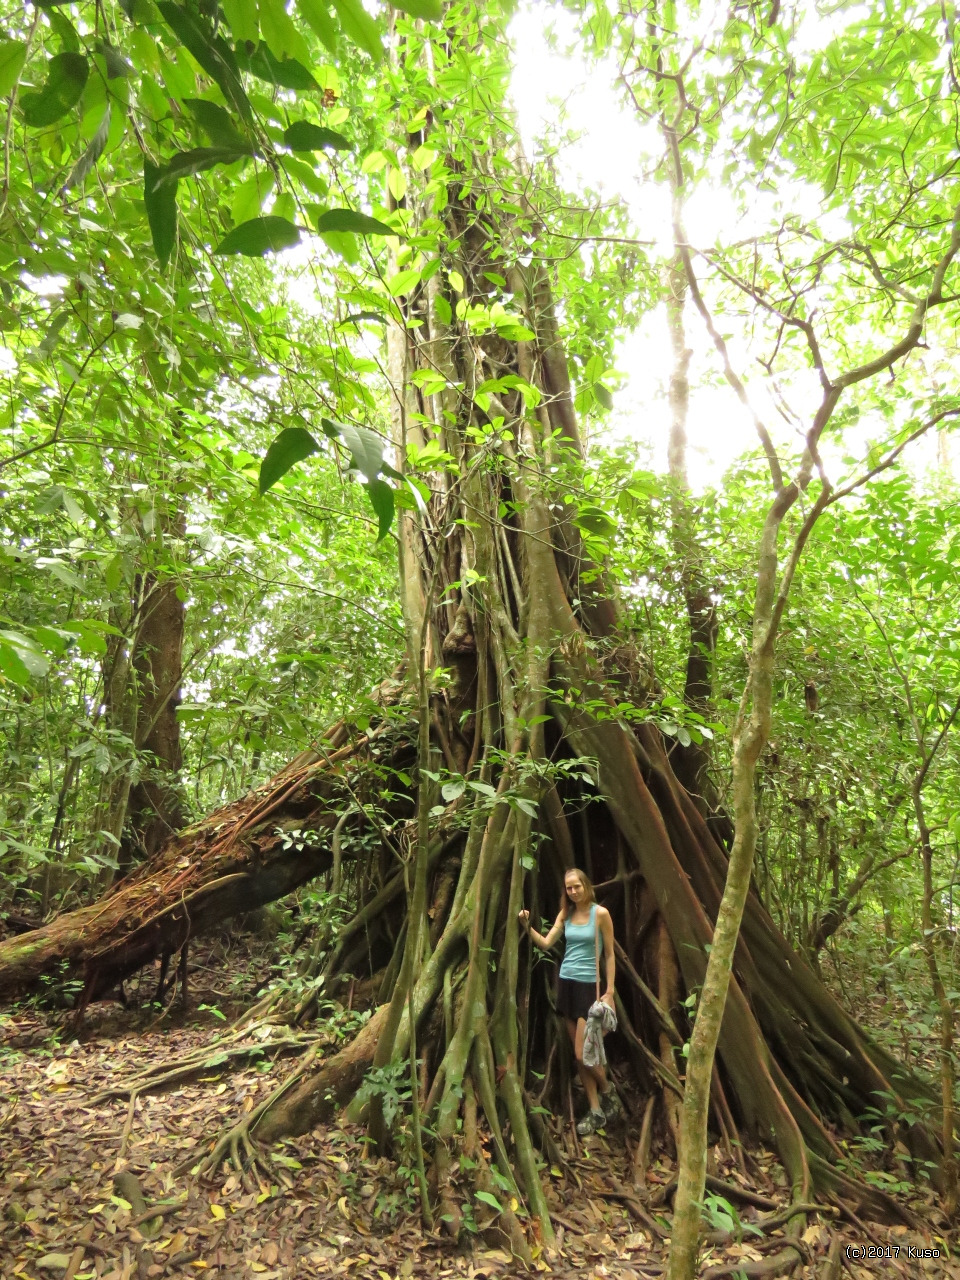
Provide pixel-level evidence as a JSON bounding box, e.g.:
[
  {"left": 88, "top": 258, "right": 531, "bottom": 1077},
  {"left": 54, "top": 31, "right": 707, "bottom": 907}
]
[{"left": 123, "top": 523, "right": 187, "bottom": 865}]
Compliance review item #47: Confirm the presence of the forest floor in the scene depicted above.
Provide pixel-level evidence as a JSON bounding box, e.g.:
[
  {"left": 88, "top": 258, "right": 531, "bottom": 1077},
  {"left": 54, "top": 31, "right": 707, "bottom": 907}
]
[{"left": 1, "top": 933, "right": 957, "bottom": 1280}]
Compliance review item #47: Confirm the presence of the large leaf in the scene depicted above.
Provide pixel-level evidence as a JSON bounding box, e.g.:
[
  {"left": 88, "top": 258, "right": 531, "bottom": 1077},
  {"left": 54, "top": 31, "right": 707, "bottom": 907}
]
[
  {"left": 214, "top": 215, "right": 301, "bottom": 255},
  {"left": 184, "top": 97, "right": 252, "bottom": 150},
  {"left": 258, "top": 0, "right": 314, "bottom": 67},
  {"left": 295, "top": 0, "right": 338, "bottom": 52},
  {"left": 330, "top": 0, "right": 383, "bottom": 61},
  {"left": 0, "top": 40, "right": 27, "bottom": 97},
  {"left": 63, "top": 107, "right": 111, "bottom": 190},
  {"left": 20, "top": 52, "right": 88, "bottom": 127},
  {"left": 157, "top": 2, "right": 252, "bottom": 122},
  {"left": 259, "top": 426, "right": 320, "bottom": 494},
  {"left": 313, "top": 208, "right": 395, "bottom": 236},
  {"left": 0, "top": 630, "right": 49, "bottom": 685},
  {"left": 236, "top": 44, "right": 318, "bottom": 89},
  {"left": 156, "top": 145, "right": 253, "bottom": 184},
  {"left": 284, "top": 120, "right": 352, "bottom": 152},
  {"left": 391, "top": 0, "right": 444, "bottom": 18},
  {"left": 366, "top": 477, "right": 395, "bottom": 540},
  {"left": 321, "top": 417, "right": 385, "bottom": 478},
  {"left": 144, "top": 160, "right": 178, "bottom": 268},
  {"left": 220, "top": 0, "right": 259, "bottom": 45}
]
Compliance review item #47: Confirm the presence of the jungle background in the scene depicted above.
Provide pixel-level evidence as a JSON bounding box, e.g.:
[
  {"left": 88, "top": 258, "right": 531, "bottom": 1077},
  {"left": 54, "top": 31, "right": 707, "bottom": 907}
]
[{"left": 2, "top": 0, "right": 960, "bottom": 1275}]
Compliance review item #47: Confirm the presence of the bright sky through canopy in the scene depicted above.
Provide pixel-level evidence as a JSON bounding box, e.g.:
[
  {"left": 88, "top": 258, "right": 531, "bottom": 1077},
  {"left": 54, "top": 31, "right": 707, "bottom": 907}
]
[{"left": 507, "top": 2, "right": 954, "bottom": 490}]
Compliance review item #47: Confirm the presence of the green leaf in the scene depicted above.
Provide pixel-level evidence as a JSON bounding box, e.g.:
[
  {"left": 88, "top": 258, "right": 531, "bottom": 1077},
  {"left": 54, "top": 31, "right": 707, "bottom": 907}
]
[
  {"left": 157, "top": 2, "right": 252, "bottom": 122},
  {"left": 98, "top": 41, "right": 134, "bottom": 78},
  {"left": 441, "top": 778, "right": 465, "bottom": 800},
  {"left": 231, "top": 169, "right": 275, "bottom": 223},
  {"left": 236, "top": 44, "right": 319, "bottom": 89},
  {"left": 366, "top": 477, "right": 395, "bottom": 540},
  {"left": 258, "top": 0, "right": 314, "bottom": 67},
  {"left": 0, "top": 40, "right": 28, "bottom": 97},
  {"left": 474, "top": 1190, "right": 502, "bottom": 1213},
  {"left": 321, "top": 417, "right": 385, "bottom": 478},
  {"left": 284, "top": 120, "right": 352, "bottom": 152},
  {"left": 259, "top": 426, "right": 321, "bottom": 495},
  {"left": 144, "top": 160, "right": 178, "bottom": 269},
  {"left": 295, "top": 0, "right": 338, "bottom": 52},
  {"left": 21, "top": 52, "right": 88, "bottom": 127},
  {"left": 214, "top": 215, "right": 301, "bottom": 255},
  {"left": 220, "top": 0, "right": 259, "bottom": 44},
  {"left": 391, "top": 0, "right": 444, "bottom": 19},
  {"left": 156, "top": 145, "right": 253, "bottom": 184},
  {"left": 0, "top": 631, "right": 49, "bottom": 683},
  {"left": 331, "top": 0, "right": 383, "bottom": 61},
  {"left": 184, "top": 98, "right": 251, "bottom": 149},
  {"left": 64, "top": 106, "right": 111, "bottom": 189},
  {"left": 336, "top": 311, "right": 387, "bottom": 328},
  {"left": 313, "top": 208, "right": 395, "bottom": 236}
]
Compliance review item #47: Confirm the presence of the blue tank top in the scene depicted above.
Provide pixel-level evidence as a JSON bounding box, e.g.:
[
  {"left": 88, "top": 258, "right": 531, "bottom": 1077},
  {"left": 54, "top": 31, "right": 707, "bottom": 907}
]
[{"left": 559, "top": 903, "right": 603, "bottom": 983}]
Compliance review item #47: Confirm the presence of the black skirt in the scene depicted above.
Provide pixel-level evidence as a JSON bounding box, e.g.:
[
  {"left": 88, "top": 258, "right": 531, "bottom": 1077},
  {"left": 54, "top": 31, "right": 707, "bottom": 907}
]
[{"left": 556, "top": 976, "right": 597, "bottom": 1022}]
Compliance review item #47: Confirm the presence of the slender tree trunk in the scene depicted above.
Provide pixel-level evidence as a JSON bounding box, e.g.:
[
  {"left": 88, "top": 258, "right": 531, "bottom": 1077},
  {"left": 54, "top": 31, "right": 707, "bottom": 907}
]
[
  {"left": 123, "top": 543, "right": 186, "bottom": 865},
  {"left": 914, "top": 783, "right": 958, "bottom": 1216}
]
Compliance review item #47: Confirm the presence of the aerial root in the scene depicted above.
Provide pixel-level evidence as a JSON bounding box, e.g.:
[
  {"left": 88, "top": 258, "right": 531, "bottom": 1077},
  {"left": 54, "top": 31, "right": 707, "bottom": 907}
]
[
  {"left": 92, "top": 1030, "right": 320, "bottom": 1105},
  {"left": 701, "top": 1241, "right": 808, "bottom": 1280},
  {"left": 178, "top": 1042, "right": 323, "bottom": 1185},
  {"left": 195, "top": 1116, "right": 276, "bottom": 1194}
]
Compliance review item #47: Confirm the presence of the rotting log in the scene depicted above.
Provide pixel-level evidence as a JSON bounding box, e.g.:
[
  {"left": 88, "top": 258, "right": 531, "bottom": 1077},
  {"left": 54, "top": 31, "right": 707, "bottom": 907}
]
[{"left": 0, "top": 710, "right": 406, "bottom": 1004}]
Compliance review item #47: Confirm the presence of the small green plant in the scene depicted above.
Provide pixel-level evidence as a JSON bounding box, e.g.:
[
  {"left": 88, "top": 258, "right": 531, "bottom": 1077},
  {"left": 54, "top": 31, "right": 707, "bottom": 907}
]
[
  {"left": 701, "top": 1193, "right": 761, "bottom": 1240},
  {"left": 355, "top": 1059, "right": 412, "bottom": 1133}
]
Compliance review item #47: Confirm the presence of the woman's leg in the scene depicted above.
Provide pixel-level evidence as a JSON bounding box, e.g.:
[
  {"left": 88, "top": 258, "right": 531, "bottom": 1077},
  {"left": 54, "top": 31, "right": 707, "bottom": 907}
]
[{"left": 569, "top": 1017, "right": 606, "bottom": 1111}]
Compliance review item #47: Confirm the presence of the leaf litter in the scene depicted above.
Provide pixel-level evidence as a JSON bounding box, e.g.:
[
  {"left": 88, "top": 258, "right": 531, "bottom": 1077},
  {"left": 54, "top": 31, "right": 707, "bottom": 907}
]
[{"left": 1, "top": 943, "right": 956, "bottom": 1280}]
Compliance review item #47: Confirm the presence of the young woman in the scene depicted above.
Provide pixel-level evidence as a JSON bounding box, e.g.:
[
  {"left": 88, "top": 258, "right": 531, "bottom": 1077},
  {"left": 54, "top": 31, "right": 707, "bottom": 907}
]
[{"left": 519, "top": 868, "right": 621, "bottom": 1135}]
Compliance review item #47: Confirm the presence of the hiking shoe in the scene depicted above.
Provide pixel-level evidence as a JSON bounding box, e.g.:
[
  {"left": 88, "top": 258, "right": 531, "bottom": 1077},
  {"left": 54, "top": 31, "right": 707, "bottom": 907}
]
[
  {"left": 576, "top": 1108, "right": 605, "bottom": 1136},
  {"left": 600, "top": 1088, "right": 623, "bottom": 1122}
]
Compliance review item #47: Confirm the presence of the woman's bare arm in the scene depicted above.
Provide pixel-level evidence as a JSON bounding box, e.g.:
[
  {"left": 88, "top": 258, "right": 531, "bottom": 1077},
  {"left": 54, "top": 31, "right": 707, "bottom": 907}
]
[
  {"left": 519, "top": 906, "right": 566, "bottom": 950},
  {"left": 599, "top": 906, "right": 616, "bottom": 1003}
]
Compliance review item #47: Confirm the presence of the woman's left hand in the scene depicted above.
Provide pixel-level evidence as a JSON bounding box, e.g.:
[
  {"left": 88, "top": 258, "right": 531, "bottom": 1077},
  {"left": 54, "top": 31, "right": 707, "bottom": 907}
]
[{"left": 601, "top": 991, "right": 615, "bottom": 1009}]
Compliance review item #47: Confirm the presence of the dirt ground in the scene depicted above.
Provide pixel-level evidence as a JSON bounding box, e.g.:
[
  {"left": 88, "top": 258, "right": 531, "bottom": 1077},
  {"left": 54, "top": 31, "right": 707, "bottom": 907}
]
[{"left": 1, "top": 940, "right": 957, "bottom": 1280}]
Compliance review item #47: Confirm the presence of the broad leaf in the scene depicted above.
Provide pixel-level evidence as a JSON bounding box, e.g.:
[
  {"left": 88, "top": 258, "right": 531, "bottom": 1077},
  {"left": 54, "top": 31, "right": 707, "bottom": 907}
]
[
  {"left": 259, "top": 427, "right": 321, "bottom": 495},
  {"left": 214, "top": 215, "right": 301, "bottom": 255},
  {"left": 157, "top": 2, "right": 253, "bottom": 122},
  {"left": 0, "top": 631, "right": 49, "bottom": 684},
  {"left": 321, "top": 417, "right": 385, "bottom": 478},
  {"left": 236, "top": 44, "right": 319, "bottom": 89},
  {"left": 284, "top": 120, "right": 352, "bottom": 152},
  {"left": 220, "top": 0, "right": 259, "bottom": 44},
  {"left": 391, "top": 0, "right": 444, "bottom": 18},
  {"left": 258, "top": 0, "right": 314, "bottom": 67},
  {"left": 295, "top": 0, "right": 338, "bottom": 52},
  {"left": 144, "top": 160, "right": 178, "bottom": 268},
  {"left": 474, "top": 1190, "right": 502, "bottom": 1212},
  {"left": 336, "top": 311, "right": 387, "bottom": 327},
  {"left": 156, "top": 145, "right": 254, "bottom": 184},
  {"left": 64, "top": 107, "right": 111, "bottom": 190},
  {"left": 365, "top": 477, "right": 395, "bottom": 540},
  {"left": 331, "top": 0, "right": 383, "bottom": 61},
  {"left": 0, "top": 40, "right": 27, "bottom": 97},
  {"left": 21, "top": 52, "right": 88, "bottom": 127},
  {"left": 313, "top": 208, "right": 395, "bottom": 236},
  {"left": 184, "top": 98, "right": 252, "bottom": 150}
]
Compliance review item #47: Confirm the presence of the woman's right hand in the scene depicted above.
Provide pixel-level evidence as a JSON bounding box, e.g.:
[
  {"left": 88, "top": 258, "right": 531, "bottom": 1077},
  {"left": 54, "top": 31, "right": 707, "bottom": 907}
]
[{"left": 518, "top": 909, "right": 530, "bottom": 929}]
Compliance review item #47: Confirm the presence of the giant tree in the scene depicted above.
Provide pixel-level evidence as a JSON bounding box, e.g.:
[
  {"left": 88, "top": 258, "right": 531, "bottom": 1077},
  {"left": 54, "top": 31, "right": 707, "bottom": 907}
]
[{"left": 2, "top": 0, "right": 959, "bottom": 1270}]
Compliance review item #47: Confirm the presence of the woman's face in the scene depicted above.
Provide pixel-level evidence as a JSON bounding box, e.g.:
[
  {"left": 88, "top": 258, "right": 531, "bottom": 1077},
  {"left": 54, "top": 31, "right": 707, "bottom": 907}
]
[{"left": 565, "top": 874, "right": 585, "bottom": 903}]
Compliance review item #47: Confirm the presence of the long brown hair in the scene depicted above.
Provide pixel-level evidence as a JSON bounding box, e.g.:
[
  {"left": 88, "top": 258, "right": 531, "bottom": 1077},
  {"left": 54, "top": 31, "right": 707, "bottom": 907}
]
[{"left": 562, "top": 867, "right": 596, "bottom": 914}]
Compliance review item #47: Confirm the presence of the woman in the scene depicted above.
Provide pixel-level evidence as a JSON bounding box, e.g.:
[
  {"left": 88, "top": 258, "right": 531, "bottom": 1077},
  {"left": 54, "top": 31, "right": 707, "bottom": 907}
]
[{"left": 519, "top": 868, "right": 622, "bottom": 1135}]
